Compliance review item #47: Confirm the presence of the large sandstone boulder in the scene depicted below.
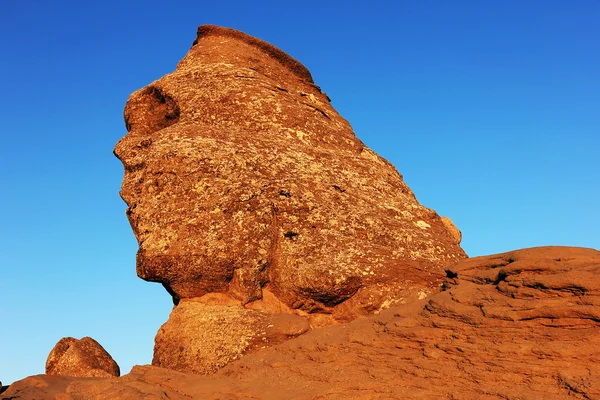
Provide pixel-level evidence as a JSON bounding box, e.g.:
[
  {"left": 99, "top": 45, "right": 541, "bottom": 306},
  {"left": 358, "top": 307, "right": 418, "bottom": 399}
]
[
  {"left": 46, "top": 337, "right": 120, "bottom": 378},
  {"left": 6, "top": 246, "right": 599, "bottom": 398},
  {"left": 114, "top": 25, "right": 466, "bottom": 319}
]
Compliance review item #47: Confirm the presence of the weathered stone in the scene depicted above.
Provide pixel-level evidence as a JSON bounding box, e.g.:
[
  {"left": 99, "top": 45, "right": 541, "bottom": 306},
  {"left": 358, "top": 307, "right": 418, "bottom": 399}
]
[
  {"left": 114, "top": 25, "right": 467, "bottom": 321},
  {"left": 46, "top": 337, "right": 120, "bottom": 378},
  {"left": 8, "top": 246, "right": 599, "bottom": 399},
  {"left": 441, "top": 216, "right": 462, "bottom": 244},
  {"left": 153, "top": 298, "right": 309, "bottom": 374}
]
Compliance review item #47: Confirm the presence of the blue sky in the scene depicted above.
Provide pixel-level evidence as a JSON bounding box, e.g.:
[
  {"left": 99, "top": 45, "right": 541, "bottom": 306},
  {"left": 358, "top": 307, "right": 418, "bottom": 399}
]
[{"left": 1, "top": 0, "right": 598, "bottom": 385}]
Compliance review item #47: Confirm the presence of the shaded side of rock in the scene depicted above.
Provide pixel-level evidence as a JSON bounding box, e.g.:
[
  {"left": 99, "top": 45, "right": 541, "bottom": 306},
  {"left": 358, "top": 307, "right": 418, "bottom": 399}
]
[{"left": 46, "top": 336, "right": 120, "bottom": 378}]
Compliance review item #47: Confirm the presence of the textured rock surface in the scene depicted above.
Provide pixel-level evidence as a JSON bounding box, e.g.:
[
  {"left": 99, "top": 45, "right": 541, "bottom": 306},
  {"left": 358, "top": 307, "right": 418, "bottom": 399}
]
[
  {"left": 153, "top": 296, "right": 309, "bottom": 374},
  {"left": 441, "top": 216, "right": 462, "bottom": 244},
  {"left": 8, "top": 246, "right": 599, "bottom": 399},
  {"left": 45, "top": 337, "right": 120, "bottom": 378},
  {"left": 114, "top": 24, "right": 466, "bottom": 322}
]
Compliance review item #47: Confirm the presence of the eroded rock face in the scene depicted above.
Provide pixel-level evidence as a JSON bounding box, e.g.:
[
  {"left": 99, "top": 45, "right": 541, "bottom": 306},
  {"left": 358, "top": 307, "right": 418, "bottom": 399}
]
[
  {"left": 153, "top": 296, "right": 309, "bottom": 374},
  {"left": 441, "top": 216, "right": 462, "bottom": 244},
  {"left": 46, "top": 337, "right": 120, "bottom": 378},
  {"left": 8, "top": 246, "right": 599, "bottom": 399},
  {"left": 114, "top": 25, "right": 466, "bottom": 319}
]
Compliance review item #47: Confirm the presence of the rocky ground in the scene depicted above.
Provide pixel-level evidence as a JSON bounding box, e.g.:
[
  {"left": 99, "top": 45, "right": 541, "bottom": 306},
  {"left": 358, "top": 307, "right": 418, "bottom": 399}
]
[{"left": 4, "top": 246, "right": 599, "bottom": 399}]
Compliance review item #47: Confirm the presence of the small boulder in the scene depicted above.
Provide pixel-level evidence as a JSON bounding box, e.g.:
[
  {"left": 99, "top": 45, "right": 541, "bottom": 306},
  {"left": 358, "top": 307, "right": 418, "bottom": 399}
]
[
  {"left": 46, "top": 337, "right": 120, "bottom": 378},
  {"left": 441, "top": 216, "right": 462, "bottom": 244}
]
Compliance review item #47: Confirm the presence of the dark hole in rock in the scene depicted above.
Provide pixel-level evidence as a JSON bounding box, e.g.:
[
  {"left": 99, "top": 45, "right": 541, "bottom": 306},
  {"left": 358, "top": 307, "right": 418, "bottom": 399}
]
[
  {"left": 493, "top": 269, "right": 508, "bottom": 285},
  {"left": 445, "top": 270, "right": 458, "bottom": 279},
  {"left": 284, "top": 231, "right": 299, "bottom": 239},
  {"left": 138, "top": 138, "right": 153, "bottom": 149}
]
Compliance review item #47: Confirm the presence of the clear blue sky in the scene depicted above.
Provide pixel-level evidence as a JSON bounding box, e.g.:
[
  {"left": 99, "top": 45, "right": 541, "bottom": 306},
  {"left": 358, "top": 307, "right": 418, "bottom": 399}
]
[{"left": 1, "top": 0, "right": 598, "bottom": 385}]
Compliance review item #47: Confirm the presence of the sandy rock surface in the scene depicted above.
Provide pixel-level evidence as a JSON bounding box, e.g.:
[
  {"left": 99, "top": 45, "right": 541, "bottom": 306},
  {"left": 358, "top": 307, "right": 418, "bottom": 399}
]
[
  {"left": 45, "top": 337, "right": 120, "bottom": 378},
  {"left": 6, "top": 246, "right": 598, "bottom": 399}
]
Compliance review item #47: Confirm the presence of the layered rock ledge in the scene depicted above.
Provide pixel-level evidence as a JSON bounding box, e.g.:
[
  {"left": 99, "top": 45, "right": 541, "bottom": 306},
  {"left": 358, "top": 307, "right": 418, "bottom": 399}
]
[{"left": 5, "top": 246, "right": 599, "bottom": 399}]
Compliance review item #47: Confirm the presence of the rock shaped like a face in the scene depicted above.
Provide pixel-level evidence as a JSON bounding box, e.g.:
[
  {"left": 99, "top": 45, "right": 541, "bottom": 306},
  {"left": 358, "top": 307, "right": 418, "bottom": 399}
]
[
  {"left": 114, "top": 25, "right": 467, "bottom": 319},
  {"left": 46, "top": 337, "right": 120, "bottom": 378}
]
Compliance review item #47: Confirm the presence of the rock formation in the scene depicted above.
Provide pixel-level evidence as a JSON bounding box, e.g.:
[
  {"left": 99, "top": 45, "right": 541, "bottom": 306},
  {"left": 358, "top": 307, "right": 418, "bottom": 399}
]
[
  {"left": 114, "top": 24, "right": 467, "bottom": 373},
  {"left": 45, "top": 337, "right": 120, "bottom": 378},
  {"left": 5, "top": 246, "right": 599, "bottom": 399},
  {"left": 441, "top": 215, "right": 462, "bottom": 244},
  {"left": 153, "top": 296, "right": 309, "bottom": 374},
  {"left": 114, "top": 24, "right": 466, "bottom": 313}
]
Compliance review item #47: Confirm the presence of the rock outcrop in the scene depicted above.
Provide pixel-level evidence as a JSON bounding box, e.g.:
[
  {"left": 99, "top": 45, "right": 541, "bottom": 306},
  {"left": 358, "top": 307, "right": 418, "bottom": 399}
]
[
  {"left": 114, "top": 24, "right": 467, "bottom": 373},
  {"left": 45, "top": 337, "right": 120, "bottom": 378},
  {"left": 114, "top": 25, "right": 466, "bottom": 315},
  {"left": 153, "top": 296, "right": 309, "bottom": 374},
  {"left": 6, "top": 246, "right": 599, "bottom": 399}
]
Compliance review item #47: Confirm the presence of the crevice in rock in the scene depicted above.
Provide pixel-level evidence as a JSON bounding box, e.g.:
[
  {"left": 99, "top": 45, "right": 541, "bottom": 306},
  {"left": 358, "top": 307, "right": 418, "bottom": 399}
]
[
  {"left": 557, "top": 375, "right": 592, "bottom": 399},
  {"left": 301, "top": 102, "right": 330, "bottom": 119},
  {"left": 445, "top": 270, "right": 458, "bottom": 279},
  {"left": 493, "top": 270, "right": 508, "bottom": 285},
  {"left": 162, "top": 282, "right": 181, "bottom": 306},
  {"left": 284, "top": 231, "right": 299, "bottom": 240}
]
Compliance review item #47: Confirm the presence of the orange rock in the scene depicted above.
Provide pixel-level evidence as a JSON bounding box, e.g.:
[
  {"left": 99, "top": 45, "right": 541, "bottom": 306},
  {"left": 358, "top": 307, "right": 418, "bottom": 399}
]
[
  {"left": 114, "top": 25, "right": 466, "bottom": 318},
  {"left": 441, "top": 216, "right": 462, "bottom": 244},
  {"left": 114, "top": 25, "right": 468, "bottom": 374},
  {"left": 153, "top": 299, "right": 309, "bottom": 374},
  {"left": 8, "top": 246, "right": 599, "bottom": 398},
  {"left": 46, "top": 337, "right": 119, "bottom": 378}
]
